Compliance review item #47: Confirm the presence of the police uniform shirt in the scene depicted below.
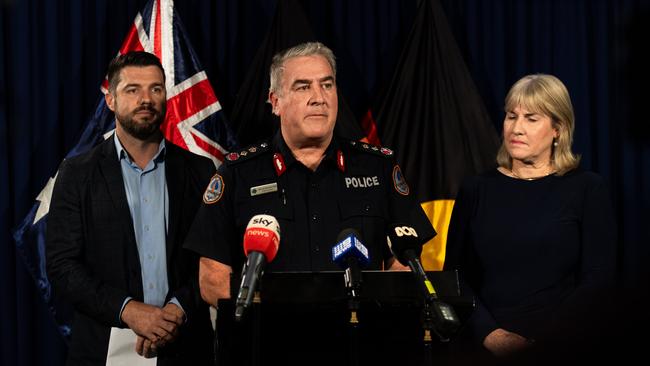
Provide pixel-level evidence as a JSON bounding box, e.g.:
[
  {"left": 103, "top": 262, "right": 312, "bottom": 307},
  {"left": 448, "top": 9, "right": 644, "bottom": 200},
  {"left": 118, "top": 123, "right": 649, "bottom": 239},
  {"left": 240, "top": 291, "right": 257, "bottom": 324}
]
[{"left": 184, "top": 131, "right": 436, "bottom": 274}]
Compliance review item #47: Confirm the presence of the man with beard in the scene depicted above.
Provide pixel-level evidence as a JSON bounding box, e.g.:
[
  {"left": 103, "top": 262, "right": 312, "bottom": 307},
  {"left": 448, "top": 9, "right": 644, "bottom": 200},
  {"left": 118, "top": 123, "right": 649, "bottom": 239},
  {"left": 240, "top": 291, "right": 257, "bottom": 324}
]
[{"left": 46, "top": 52, "right": 214, "bottom": 365}]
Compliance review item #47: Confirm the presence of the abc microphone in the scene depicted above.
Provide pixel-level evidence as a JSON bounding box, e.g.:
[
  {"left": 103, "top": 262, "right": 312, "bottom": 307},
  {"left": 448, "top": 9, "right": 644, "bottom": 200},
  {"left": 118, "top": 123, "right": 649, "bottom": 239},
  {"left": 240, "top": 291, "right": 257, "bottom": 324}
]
[
  {"left": 332, "top": 229, "right": 370, "bottom": 298},
  {"left": 234, "top": 214, "right": 281, "bottom": 321},
  {"left": 388, "top": 224, "right": 460, "bottom": 338}
]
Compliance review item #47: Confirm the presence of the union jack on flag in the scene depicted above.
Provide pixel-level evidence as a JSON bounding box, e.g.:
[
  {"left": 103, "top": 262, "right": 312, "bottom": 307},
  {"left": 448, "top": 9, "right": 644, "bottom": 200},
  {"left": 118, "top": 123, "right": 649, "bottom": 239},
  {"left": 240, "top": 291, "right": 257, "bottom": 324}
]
[
  {"left": 103, "top": 0, "right": 237, "bottom": 165},
  {"left": 13, "top": 0, "right": 236, "bottom": 339}
]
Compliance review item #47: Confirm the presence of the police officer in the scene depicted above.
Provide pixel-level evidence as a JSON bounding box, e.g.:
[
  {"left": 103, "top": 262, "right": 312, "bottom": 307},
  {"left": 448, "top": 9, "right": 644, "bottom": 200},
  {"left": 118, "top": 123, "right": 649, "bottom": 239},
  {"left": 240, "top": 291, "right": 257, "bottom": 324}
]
[{"left": 184, "top": 41, "right": 436, "bottom": 304}]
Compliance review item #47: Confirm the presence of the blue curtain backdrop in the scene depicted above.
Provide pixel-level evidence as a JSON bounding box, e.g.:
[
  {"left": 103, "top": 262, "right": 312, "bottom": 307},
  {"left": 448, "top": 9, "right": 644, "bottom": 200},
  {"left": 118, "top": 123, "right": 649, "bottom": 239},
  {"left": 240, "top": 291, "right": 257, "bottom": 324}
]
[{"left": 1, "top": 1, "right": 648, "bottom": 365}]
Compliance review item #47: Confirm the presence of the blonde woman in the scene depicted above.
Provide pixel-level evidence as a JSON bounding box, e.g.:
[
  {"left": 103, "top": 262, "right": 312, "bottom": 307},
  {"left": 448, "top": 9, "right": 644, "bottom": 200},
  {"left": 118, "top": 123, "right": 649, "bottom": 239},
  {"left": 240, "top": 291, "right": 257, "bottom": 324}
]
[{"left": 444, "top": 74, "right": 616, "bottom": 360}]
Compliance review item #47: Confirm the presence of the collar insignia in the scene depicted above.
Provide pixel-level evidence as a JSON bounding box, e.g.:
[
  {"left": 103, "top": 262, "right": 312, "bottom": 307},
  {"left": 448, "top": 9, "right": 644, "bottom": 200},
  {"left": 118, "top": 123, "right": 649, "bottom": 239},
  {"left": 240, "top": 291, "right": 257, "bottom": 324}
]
[{"left": 273, "top": 153, "right": 286, "bottom": 176}]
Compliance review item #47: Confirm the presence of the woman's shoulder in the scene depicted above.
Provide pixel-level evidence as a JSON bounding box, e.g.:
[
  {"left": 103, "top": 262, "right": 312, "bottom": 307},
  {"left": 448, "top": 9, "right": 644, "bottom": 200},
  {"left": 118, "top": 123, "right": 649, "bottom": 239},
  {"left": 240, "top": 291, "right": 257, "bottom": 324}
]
[
  {"left": 560, "top": 168, "right": 606, "bottom": 185},
  {"left": 556, "top": 168, "right": 612, "bottom": 200}
]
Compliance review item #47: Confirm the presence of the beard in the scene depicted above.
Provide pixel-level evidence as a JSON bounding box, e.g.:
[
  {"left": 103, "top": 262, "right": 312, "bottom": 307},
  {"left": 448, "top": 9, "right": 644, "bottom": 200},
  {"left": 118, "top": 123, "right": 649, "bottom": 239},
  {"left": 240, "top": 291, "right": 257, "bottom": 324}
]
[{"left": 115, "top": 103, "right": 166, "bottom": 141}]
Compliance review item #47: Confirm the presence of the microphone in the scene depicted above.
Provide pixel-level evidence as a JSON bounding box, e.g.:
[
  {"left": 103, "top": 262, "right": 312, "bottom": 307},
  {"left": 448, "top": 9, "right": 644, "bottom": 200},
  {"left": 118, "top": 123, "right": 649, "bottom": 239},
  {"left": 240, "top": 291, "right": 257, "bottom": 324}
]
[
  {"left": 388, "top": 224, "right": 460, "bottom": 339},
  {"left": 234, "top": 214, "right": 281, "bottom": 321},
  {"left": 332, "top": 229, "right": 370, "bottom": 298}
]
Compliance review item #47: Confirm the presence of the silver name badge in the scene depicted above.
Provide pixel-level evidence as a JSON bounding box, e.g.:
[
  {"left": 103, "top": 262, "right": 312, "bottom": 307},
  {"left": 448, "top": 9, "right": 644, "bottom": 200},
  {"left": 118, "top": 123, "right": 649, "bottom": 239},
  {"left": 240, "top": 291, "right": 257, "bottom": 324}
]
[{"left": 250, "top": 182, "right": 278, "bottom": 196}]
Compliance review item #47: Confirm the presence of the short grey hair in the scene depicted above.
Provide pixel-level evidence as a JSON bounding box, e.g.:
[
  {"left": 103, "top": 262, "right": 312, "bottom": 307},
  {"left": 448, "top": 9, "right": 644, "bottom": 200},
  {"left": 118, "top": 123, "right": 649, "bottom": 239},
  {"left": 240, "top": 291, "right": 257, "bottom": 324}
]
[{"left": 269, "top": 42, "right": 337, "bottom": 95}]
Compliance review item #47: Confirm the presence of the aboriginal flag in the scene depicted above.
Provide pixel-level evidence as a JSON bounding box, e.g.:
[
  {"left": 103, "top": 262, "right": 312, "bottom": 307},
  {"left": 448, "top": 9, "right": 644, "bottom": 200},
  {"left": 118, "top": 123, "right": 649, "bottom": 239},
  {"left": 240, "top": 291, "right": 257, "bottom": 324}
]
[{"left": 376, "top": 0, "right": 499, "bottom": 270}]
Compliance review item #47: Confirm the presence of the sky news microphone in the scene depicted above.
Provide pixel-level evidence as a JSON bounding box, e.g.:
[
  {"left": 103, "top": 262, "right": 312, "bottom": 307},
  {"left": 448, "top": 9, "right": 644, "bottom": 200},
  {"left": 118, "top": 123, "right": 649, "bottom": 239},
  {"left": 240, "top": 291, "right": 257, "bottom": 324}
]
[
  {"left": 388, "top": 224, "right": 460, "bottom": 338},
  {"left": 332, "top": 228, "right": 369, "bottom": 298},
  {"left": 234, "top": 214, "right": 280, "bottom": 321}
]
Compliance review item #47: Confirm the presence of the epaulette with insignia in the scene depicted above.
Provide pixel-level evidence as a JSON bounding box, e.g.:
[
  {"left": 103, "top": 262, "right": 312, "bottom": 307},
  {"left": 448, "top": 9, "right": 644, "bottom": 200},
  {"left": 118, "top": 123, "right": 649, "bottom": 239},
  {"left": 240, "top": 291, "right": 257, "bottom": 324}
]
[
  {"left": 224, "top": 142, "right": 271, "bottom": 165},
  {"left": 348, "top": 140, "right": 394, "bottom": 158}
]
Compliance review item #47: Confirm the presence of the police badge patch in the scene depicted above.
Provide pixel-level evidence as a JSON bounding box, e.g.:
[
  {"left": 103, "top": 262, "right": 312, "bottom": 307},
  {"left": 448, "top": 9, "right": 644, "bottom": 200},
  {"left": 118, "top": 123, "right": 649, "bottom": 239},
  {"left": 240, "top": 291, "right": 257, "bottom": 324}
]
[
  {"left": 203, "top": 173, "right": 225, "bottom": 204},
  {"left": 392, "top": 165, "right": 410, "bottom": 195}
]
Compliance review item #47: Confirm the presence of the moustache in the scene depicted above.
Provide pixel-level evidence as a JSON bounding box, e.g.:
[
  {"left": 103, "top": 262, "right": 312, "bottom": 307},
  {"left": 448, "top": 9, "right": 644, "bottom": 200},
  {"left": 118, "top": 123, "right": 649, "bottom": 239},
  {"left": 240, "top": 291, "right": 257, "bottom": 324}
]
[{"left": 133, "top": 105, "right": 158, "bottom": 114}]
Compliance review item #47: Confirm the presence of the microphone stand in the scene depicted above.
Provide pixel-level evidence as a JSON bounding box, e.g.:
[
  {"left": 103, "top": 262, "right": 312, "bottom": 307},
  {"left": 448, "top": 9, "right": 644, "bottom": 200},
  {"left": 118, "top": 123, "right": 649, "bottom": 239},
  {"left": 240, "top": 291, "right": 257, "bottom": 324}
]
[
  {"left": 234, "top": 269, "right": 263, "bottom": 366},
  {"left": 421, "top": 297, "right": 439, "bottom": 365},
  {"left": 343, "top": 259, "right": 361, "bottom": 366},
  {"left": 252, "top": 290, "right": 261, "bottom": 366}
]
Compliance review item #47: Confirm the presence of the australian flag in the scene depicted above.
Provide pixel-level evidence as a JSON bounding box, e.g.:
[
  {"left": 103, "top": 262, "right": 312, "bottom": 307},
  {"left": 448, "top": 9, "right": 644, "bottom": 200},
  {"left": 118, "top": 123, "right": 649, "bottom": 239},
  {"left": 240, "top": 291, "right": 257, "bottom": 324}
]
[{"left": 13, "top": 0, "right": 237, "bottom": 340}]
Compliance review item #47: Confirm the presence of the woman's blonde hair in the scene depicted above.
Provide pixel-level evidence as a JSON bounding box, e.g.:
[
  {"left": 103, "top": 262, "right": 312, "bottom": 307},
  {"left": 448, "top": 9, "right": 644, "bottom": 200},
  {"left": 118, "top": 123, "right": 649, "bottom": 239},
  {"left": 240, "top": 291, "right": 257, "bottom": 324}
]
[{"left": 496, "top": 74, "right": 580, "bottom": 175}]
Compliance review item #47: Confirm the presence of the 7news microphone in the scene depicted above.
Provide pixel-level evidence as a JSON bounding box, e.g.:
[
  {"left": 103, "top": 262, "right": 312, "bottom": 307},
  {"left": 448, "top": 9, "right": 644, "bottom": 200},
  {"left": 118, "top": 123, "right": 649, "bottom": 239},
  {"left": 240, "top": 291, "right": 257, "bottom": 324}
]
[
  {"left": 332, "top": 228, "right": 369, "bottom": 298},
  {"left": 234, "top": 214, "right": 281, "bottom": 321},
  {"left": 388, "top": 224, "right": 460, "bottom": 338}
]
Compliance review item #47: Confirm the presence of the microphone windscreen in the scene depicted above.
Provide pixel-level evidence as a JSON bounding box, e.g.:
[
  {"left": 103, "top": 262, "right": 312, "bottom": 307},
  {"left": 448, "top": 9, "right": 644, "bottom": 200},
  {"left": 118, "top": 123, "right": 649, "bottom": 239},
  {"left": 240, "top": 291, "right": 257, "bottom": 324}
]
[
  {"left": 388, "top": 224, "right": 423, "bottom": 261},
  {"left": 332, "top": 228, "right": 370, "bottom": 268},
  {"left": 243, "top": 214, "right": 281, "bottom": 262}
]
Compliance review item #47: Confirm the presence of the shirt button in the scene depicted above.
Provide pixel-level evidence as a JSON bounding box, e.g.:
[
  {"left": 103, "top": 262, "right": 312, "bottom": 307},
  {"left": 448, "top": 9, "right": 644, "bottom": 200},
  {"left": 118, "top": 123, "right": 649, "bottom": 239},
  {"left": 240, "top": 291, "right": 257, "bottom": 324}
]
[
  {"left": 314, "top": 246, "right": 320, "bottom": 252},
  {"left": 148, "top": 254, "right": 154, "bottom": 260},
  {"left": 312, "top": 214, "right": 318, "bottom": 221},
  {"left": 144, "top": 225, "right": 149, "bottom": 231},
  {"left": 143, "top": 198, "right": 148, "bottom": 203}
]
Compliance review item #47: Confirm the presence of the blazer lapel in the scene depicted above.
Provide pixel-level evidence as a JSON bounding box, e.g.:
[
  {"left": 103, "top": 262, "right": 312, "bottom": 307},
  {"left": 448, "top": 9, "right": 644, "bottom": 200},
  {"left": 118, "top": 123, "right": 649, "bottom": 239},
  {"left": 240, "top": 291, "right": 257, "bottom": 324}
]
[
  {"left": 98, "top": 136, "right": 138, "bottom": 249},
  {"left": 165, "top": 142, "right": 184, "bottom": 261}
]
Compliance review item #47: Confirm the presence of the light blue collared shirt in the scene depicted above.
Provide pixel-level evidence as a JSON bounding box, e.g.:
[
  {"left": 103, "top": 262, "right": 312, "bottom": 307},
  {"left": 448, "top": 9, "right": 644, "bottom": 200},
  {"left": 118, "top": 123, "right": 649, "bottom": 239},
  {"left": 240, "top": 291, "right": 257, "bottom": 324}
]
[{"left": 114, "top": 136, "right": 182, "bottom": 317}]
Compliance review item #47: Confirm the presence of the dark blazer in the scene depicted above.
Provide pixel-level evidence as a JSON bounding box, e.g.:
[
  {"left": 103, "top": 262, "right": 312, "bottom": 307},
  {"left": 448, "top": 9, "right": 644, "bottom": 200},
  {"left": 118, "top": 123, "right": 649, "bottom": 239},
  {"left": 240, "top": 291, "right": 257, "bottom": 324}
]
[{"left": 46, "top": 135, "right": 215, "bottom": 366}]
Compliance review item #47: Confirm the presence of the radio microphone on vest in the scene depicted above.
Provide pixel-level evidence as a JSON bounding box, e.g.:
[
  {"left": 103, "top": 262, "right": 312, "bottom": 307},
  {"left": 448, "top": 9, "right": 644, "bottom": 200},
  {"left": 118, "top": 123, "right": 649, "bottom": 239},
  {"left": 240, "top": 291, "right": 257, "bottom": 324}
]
[
  {"left": 388, "top": 224, "right": 460, "bottom": 338},
  {"left": 332, "top": 228, "right": 369, "bottom": 298},
  {"left": 235, "top": 214, "right": 280, "bottom": 321}
]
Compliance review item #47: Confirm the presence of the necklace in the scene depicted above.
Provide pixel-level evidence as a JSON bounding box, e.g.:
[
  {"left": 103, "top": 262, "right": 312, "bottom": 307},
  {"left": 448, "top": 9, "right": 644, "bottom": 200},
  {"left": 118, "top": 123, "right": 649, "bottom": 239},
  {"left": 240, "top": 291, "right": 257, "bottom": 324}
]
[{"left": 510, "top": 168, "right": 554, "bottom": 181}]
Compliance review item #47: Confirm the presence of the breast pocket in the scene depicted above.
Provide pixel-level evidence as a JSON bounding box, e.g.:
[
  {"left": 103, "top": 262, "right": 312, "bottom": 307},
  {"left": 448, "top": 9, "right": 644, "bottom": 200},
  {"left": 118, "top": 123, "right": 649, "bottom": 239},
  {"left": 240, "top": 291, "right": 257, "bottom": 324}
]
[
  {"left": 234, "top": 188, "right": 295, "bottom": 269},
  {"left": 338, "top": 199, "right": 388, "bottom": 268},
  {"left": 234, "top": 189, "right": 294, "bottom": 229}
]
